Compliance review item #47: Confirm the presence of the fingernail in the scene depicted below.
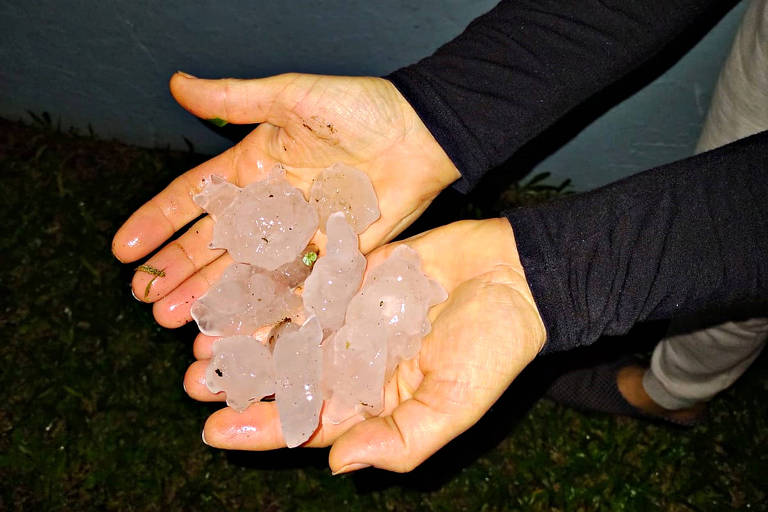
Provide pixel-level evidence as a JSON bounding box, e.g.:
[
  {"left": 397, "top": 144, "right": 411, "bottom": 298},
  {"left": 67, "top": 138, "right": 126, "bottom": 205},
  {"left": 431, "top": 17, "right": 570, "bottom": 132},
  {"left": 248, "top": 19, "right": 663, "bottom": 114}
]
[
  {"left": 332, "top": 462, "right": 370, "bottom": 475},
  {"left": 207, "top": 117, "right": 228, "bottom": 128},
  {"left": 182, "top": 379, "right": 188, "bottom": 394},
  {"left": 130, "top": 287, "right": 141, "bottom": 302},
  {"left": 201, "top": 429, "right": 209, "bottom": 446},
  {"left": 177, "top": 70, "right": 197, "bottom": 79}
]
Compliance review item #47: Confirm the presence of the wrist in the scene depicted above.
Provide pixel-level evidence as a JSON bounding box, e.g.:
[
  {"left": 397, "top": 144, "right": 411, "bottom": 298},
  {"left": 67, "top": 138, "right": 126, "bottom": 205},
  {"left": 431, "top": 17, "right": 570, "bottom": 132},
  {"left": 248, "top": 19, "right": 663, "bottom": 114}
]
[
  {"left": 382, "top": 78, "right": 461, "bottom": 191},
  {"left": 488, "top": 217, "right": 548, "bottom": 355}
]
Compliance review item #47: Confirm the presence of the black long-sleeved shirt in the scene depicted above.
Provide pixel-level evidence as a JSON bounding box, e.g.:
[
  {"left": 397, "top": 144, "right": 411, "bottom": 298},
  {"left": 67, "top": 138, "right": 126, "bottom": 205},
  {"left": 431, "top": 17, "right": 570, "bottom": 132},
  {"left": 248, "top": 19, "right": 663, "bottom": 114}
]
[
  {"left": 386, "top": 0, "right": 768, "bottom": 352},
  {"left": 508, "top": 131, "right": 768, "bottom": 353},
  {"left": 388, "top": 0, "right": 739, "bottom": 193}
]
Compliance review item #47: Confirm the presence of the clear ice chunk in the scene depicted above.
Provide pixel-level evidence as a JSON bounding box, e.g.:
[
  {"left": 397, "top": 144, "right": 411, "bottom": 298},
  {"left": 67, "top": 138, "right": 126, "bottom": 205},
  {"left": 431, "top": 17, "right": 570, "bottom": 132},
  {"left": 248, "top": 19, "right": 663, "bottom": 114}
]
[
  {"left": 191, "top": 263, "right": 302, "bottom": 336},
  {"left": 273, "top": 317, "right": 324, "bottom": 448},
  {"left": 319, "top": 245, "right": 447, "bottom": 423},
  {"left": 302, "top": 213, "right": 365, "bottom": 332},
  {"left": 321, "top": 324, "right": 387, "bottom": 421},
  {"left": 206, "top": 335, "right": 275, "bottom": 412},
  {"left": 309, "top": 163, "right": 380, "bottom": 234},
  {"left": 196, "top": 166, "right": 318, "bottom": 271},
  {"left": 193, "top": 175, "right": 240, "bottom": 220},
  {"left": 346, "top": 245, "right": 447, "bottom": 339}
]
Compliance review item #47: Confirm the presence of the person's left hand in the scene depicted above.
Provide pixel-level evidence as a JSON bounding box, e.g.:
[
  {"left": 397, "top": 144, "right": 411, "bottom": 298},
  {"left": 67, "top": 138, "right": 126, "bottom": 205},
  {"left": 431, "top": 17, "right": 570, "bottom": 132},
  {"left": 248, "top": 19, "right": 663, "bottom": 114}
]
[
  {"left": 183, "top": 218, "right": 547, "bottom": 473},
  {"left": 112, "top": 72, "right": 459, "bottom": 329}
]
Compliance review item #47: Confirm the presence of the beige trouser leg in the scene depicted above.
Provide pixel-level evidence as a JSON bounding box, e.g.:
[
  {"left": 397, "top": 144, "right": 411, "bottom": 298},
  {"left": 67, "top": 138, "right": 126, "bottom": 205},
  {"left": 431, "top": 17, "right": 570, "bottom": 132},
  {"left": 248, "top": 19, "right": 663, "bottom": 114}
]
[
  {"left": 643, "top": 0, "right": 768, "bottom": 410},
  {"left": 644, "top": 318, "right": 767, "bottom": 409}
]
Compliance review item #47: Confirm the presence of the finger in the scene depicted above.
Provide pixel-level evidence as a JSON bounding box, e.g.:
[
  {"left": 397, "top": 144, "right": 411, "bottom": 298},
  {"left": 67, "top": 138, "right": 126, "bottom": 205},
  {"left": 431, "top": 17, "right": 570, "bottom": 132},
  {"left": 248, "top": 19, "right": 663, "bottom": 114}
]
[
  {"left": 112, "top": 149, "right": 239, "bottom": 263},
  {"left": 170, "top": 72, "right": 303, "bottom": 126},
  {"left": 202, "top": 400, "right": 364, "bottom": 450},
  {"left": 152, "top": 253, "right": 234, "bottom": 328},
  {"left": 193, "top": 332, "right": 219, "bottom": 360},
  {"left": 202, "top": 401, "right": 285, "bottom": 450},
  {"left": 184, "top": 360, "right": 225, "bottom": 402},
  {"left": 132, "top": 216, "right": 224, "bottom": 302}
]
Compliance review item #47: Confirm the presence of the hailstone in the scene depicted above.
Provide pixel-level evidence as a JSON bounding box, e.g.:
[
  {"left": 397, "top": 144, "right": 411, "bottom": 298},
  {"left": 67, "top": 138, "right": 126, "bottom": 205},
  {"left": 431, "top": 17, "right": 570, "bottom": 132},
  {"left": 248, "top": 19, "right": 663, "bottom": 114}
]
[
  {"left": 320, "top": 324, "right": 387, "bottom": 422},
  {"left": 320, "top": 245, "right": 447, "bottom": 424},
  {"left": 309, "top": 163, "right": 380, "bottom": 234},
  {"left": 190, "top": 263, "right": 302, "bottom": 337},
  {"left": 195, "top": 165, "right": 318, "bottom": 270},
  {"left": 206, "top": 335, "right": 275, "bottom": 412},
  {"left": 302, "top": 212, "right": 365, "bottom": 332},
  {"left": 347, "top": 246, "right": 445, "bottom": 328},
  {"left": 273, "top": 317, "right": 324, "bottom": 447},
  {"left": 193, "top": 175, "right": 240, "bottom": 220}
]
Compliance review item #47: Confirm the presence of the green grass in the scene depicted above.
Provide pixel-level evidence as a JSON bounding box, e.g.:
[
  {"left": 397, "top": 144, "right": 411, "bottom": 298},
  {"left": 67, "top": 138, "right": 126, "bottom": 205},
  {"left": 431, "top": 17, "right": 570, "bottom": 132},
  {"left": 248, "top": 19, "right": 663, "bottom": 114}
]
[{"left": 1, "top": 116, "right": 766, "bottom": 511}]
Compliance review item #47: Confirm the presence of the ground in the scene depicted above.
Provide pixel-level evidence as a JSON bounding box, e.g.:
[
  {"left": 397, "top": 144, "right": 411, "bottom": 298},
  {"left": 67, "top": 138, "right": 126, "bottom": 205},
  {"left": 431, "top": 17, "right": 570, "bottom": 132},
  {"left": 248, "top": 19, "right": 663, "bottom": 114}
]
[{"left": 0, "top": 116, "right": 766, "bottom": 511}]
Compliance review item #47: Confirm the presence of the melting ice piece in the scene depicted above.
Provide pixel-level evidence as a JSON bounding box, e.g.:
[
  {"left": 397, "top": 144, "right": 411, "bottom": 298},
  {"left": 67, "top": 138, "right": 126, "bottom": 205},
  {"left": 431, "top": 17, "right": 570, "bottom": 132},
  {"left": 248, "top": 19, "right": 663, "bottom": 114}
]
[
  {"left": 346, "top": 245, "right": 447, "bottom": 338},
  {"left": 272, "top": 244, "right": 318, "bottom": 289},
  {"left": 321, "top": 323, "right": 387, "bottom": 422},
  {"left": 273, "top": 317, "right": 324, "bottom": 448},
  {"left": 198, "top": 166, "right": 318, "bottom": 271},
  {"left": 191, "top": 263, "right": 302, "bottom": 336},
  {"left": 309, "top": 163, "right": 380, "bottom": 234},
  {"left": 345, "top": 244, "right": 447, "bottom": 378},
  {"left": 206, "top": 335, "right": 275, "bottom": 412},
  {"left": 320, "top": 245, "right": 446, "bottom": 423},
  {"left": 302, "top": 213, "right": 365, "bottom": 332},
  {"left": 193, "top": 175, "right": 240, "bottom": 220}
]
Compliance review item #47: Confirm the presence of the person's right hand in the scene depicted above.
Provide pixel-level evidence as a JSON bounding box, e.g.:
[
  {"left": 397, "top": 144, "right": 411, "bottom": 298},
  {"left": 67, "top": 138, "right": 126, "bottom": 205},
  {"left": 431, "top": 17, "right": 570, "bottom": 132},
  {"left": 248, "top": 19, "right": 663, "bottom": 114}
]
[
  {"left": 183, "top": 218, "right": 548, "bottom": 473},
  {"left": 112, "top": 72, "right": 460, "bottom": 328}
]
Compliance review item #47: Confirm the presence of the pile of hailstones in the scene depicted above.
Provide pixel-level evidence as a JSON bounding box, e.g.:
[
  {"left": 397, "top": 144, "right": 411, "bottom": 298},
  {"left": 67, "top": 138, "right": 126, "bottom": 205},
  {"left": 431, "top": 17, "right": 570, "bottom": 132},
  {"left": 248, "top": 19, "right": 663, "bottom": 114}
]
[{"left": 190, "top": 163, "right": 446, "bottom": 448}]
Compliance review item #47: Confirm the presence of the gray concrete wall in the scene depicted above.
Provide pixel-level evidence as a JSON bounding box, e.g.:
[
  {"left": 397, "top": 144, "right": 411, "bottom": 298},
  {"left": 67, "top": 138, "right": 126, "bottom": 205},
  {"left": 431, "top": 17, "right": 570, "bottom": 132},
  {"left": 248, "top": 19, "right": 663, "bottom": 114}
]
[
  {"left": 0, "top": 1, "right": 747, "bottom": 190},
  {"left": 0, "top": 0, "right": 498, "bottom": 153}
]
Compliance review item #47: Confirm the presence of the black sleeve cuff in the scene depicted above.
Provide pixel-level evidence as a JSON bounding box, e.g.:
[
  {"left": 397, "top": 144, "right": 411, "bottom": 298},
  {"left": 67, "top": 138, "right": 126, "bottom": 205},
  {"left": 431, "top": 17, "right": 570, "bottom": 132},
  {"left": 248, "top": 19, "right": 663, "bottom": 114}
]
[{"left": 506, "top": 131, "right": 768, "bottom": 354}]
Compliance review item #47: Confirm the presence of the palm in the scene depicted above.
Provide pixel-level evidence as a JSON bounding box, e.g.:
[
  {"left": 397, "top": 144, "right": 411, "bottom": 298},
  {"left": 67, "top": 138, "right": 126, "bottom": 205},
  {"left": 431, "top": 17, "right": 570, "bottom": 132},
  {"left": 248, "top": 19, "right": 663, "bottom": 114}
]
[
  {"left": 112, "top": 72, "right": 458, "bottom": 328},
  {"left": 226, "top": 74, "right": 459, "bottom": 249},
  {"left": 184, "top": 219, "right": 546, "bottom": 473}
]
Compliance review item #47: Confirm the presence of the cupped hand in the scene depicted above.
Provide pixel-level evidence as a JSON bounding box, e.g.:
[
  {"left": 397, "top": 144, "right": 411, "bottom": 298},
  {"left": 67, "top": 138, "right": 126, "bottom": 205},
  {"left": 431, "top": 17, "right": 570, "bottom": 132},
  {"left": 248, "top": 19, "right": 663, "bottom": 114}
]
[
  {"left": 183, "top": 218, "right": 547, "bottom": 473},
  {"left": 112, "top": 72, "right": 460, "bottom": 327}
]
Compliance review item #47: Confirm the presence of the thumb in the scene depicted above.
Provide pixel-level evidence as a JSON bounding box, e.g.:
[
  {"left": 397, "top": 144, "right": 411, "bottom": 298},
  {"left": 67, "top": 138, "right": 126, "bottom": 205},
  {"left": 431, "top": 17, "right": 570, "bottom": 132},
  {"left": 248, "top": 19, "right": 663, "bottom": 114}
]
[
  {"left": 328, "top": 378, "right": 480, "bottom": 474},
  {"left": 169, "top": 72, "right": 301, "bottom": 125}
]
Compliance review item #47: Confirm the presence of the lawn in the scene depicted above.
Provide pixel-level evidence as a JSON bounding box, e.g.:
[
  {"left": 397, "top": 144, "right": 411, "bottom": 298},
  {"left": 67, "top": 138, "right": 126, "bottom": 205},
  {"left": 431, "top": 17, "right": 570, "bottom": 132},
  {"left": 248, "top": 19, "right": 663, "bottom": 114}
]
[{"left": 1, "top": 116, "right": 766, "bottom": 511}]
